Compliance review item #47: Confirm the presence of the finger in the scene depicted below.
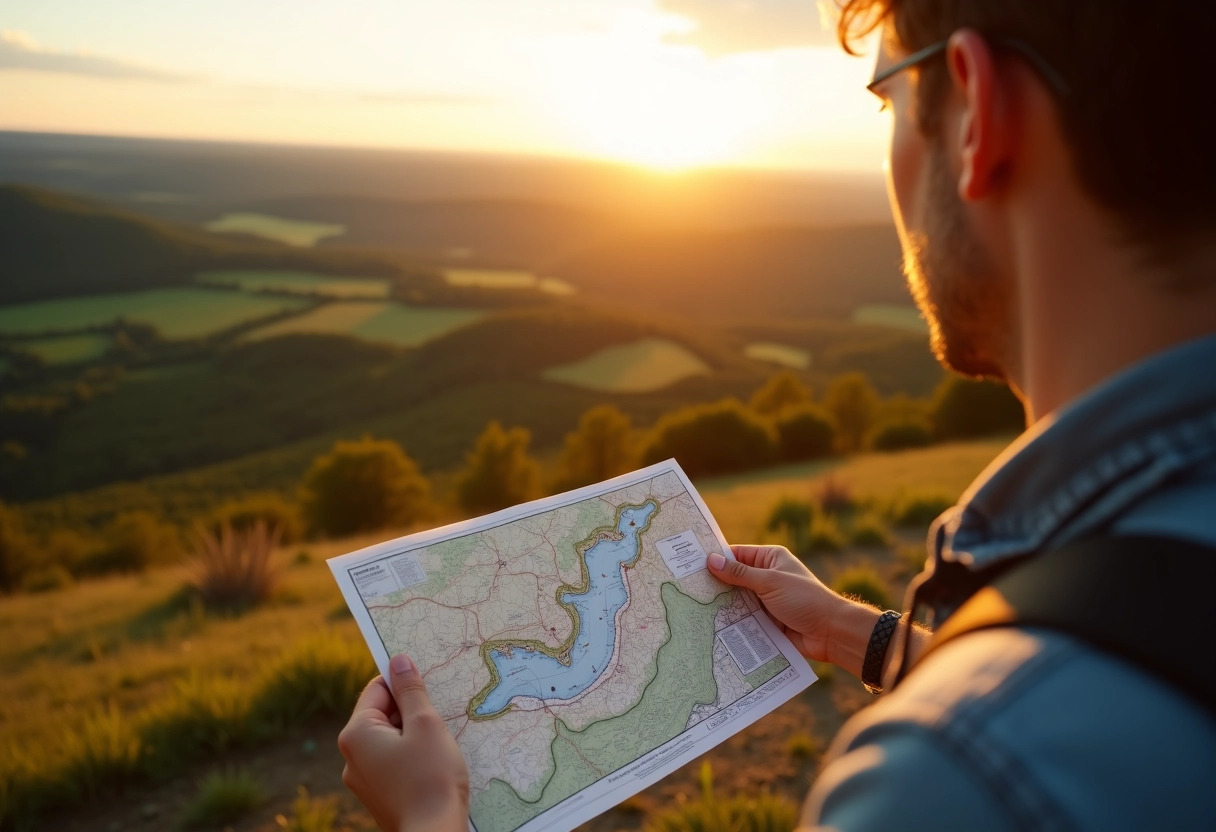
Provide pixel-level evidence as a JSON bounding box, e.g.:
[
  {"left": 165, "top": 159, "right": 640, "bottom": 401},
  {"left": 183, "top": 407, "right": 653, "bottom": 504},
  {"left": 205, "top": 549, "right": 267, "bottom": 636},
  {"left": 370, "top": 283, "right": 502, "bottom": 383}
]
[
  {"left": 707, "top": 551, "right": 771, "bottom": 590},
  {"left": 729, "top": 545, "right": 770, "bottom": 566},
  {"left": 388, "top": 654, "right": 438, "bottom": 717},
  {"left": 351, "top": 676, "right": 395, "bottom": 723}
]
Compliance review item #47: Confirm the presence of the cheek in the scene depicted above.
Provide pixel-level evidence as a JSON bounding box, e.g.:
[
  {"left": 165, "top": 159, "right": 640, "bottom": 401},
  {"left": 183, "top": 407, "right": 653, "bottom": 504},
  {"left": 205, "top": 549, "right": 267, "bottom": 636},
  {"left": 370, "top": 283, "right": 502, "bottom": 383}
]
[{"left": 886, "top": 111, "right": 923, "bottom": 235}]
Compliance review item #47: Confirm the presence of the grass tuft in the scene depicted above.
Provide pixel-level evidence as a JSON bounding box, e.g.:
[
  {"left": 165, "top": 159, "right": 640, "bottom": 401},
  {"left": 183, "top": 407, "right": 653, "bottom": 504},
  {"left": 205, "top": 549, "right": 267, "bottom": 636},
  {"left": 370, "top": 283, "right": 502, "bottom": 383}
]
[
  {"left": 275, "top": 786, "right": 339, "bottom": 832},
  {"left": 178, "top": 768, "right": 265, "bottom": 830},
  {"left": 786, "top": 732, "right": 819, "bottom": 760},
  {"left": 645, "top": 762, "right": 798, "bottom": 832},
  {"left": 831, "top": 564, "right": 893, "bottom": 610},
  {"left": 187, "top": 520, "right": 281, "bottom": 611},
  {"left": 847, "top": 514, "right": 892, "bottom": 549}
]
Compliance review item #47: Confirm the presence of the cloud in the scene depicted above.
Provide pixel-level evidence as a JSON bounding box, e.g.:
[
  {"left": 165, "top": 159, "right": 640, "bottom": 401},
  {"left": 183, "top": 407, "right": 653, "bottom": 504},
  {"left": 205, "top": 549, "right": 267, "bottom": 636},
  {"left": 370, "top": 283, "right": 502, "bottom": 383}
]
[
  {"left": 657, "top": 0, "right": 835, "bottom": 55},
  {"left": 0, "top": 29, "right": 196, "bottom": 82}
]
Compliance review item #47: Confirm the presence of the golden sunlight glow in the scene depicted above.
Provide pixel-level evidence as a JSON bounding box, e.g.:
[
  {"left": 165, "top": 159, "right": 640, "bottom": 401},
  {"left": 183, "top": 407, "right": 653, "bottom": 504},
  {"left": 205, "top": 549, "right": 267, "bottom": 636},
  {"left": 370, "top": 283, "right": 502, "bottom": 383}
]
[{"left": 542, "top": 38, "right": 771, "bottom": 171}]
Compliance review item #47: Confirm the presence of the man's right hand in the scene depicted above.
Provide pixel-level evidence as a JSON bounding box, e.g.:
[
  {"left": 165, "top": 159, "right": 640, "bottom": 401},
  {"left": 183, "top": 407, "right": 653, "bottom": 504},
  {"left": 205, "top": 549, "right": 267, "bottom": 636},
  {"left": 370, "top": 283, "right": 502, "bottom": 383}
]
[{"left": 708, "top": 545, "right": 896, "bottom": 680}]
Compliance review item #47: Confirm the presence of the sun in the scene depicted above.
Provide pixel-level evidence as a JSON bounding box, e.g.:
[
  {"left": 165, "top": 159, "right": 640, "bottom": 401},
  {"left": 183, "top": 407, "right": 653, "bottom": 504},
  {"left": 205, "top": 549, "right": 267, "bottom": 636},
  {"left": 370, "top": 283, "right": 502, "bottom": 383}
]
[{"left": 546, "top": 46, "right": 765, "bottom": 172}]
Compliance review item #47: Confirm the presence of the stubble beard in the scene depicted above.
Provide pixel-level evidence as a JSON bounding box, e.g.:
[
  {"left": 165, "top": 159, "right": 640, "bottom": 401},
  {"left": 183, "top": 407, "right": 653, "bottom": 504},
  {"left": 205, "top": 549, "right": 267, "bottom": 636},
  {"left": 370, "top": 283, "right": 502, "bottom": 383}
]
[{"left": 900, "top": 141, "right": 1010, "bottom": 381}]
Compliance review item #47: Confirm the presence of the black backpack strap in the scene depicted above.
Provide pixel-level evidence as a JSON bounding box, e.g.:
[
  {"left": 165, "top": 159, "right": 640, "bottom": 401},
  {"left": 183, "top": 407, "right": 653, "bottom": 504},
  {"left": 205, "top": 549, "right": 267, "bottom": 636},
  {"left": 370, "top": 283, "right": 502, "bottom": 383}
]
[{"left": 920, "top": 536, "right": 1216, "bottom": 719}]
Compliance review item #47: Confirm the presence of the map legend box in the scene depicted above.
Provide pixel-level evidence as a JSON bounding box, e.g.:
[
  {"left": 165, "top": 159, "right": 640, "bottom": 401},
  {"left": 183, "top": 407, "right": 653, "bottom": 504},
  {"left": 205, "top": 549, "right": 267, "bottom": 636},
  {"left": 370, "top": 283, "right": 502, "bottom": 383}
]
[
  {"left": 655, "top": 529, "right": 708, "bottom": 579},
  {"left": 718, "top": 617, "right": 779, "bottom": 675}
]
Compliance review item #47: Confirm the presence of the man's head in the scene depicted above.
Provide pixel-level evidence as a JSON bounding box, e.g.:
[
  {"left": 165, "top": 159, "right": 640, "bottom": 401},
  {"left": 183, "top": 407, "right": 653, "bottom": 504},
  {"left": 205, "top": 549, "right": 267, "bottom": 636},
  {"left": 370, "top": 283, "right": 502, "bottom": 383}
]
[{"left": 833, "top": 0, "right": 1216, "bottom": 383}]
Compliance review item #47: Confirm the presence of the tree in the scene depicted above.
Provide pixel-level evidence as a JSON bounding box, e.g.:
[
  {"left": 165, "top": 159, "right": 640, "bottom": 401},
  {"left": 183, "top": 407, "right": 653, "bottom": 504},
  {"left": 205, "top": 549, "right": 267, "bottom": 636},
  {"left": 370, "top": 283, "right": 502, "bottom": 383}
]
[
  {"left": 823, "top": 372, "right": 880, "bottom": 453},
  {"left": 301, "top": 437, "right": 431, "bottom": 538},
  {"left": 774, "top": 404, "right": 836, "bottom": 461},
  {"left": 749, "top": 371, "right": 812, "bottom": 417},
  {"left": 0, "top": 501, "right": 31, "bottom": 592},
  {"left": 931, "top": 376, "right": 1025, "bottom": 440},
  {"left": 639, "top": 399, "right": 777, "bottom": 477},
  {"left": 456, "top": 422, "right": 540, "bottom": 514},
  {"left": 557, "top": 405, "right": 634, "bottom": 490}
]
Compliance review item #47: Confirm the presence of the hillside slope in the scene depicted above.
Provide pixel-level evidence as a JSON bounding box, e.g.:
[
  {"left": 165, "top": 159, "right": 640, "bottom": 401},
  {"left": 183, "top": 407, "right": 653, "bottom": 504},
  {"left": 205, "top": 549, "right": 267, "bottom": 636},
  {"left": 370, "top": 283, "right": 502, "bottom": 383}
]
[{"left": 0, "top": 185, "right": 410, "bottom": 303}]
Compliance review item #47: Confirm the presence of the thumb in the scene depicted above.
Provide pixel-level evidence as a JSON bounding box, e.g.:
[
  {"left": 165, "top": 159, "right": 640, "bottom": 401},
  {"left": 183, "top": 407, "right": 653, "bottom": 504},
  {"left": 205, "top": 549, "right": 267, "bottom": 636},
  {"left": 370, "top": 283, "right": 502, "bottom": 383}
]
[
  {"left": 707, "top": 552, "right": 769, "bottom": 590},
  {"left": 388, "top": 654, "right": 434, "bottom": 714}
]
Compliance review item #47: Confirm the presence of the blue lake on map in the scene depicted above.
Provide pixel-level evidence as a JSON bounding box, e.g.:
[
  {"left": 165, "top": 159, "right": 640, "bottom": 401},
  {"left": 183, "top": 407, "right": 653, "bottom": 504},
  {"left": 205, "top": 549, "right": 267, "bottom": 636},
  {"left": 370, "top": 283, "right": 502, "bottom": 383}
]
[{"left": 475, "top": 500, "right": 659, "bottom": 716}]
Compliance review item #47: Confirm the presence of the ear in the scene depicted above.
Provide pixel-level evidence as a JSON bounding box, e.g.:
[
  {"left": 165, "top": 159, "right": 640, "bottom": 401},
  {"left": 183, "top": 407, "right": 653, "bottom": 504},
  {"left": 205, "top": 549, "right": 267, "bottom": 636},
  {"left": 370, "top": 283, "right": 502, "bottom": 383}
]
[{"left": 946, "top": 29, "right": 1012, "bottom": 201}]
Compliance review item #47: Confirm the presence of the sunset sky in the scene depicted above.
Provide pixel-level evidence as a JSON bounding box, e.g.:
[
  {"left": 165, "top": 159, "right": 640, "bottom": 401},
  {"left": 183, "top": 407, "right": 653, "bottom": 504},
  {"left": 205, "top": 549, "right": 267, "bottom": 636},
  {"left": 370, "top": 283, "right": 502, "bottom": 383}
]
[{"left": 1, "top": 0, "right": 887, "bottom": 172}]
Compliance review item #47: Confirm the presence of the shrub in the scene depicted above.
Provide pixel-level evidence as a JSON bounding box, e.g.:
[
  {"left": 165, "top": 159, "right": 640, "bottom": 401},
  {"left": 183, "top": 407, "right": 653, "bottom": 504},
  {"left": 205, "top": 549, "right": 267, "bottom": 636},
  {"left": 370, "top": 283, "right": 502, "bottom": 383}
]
[
  {"left": 848, "top": 514, "right": 892, "bottom": 549},
  {"left": 556, "top": 405, "right": 634, "bottom": 490},
  {"left": 208, "top": 493, "right": 302, "bottom": 544},
  {"left": 804, "top": 516, "right": 845, "bottom": 555},
  {"left": 812, "top": 475, "right": 856, "bottom": 517},
  {"left": 765, "top": 498, "right": 816, "bottom": 537},
  {"left": 749, "top": 371, "right": 812, "bottom": 417},
  {"left": 832, "top": 564, "right": 892, "bottom": 609},
  {"left": 276, "top": 786, "right": 338, "bottom": 832},
  {"left": 867, "top": 419, "right": 933, "bottom": 451},
  {"left": 931, "top": 375, "right": 1025, "bottom": 440},
  {"left": 0, "top": 501, "right": 31, "bottom": 592},
  {"left": 639, "top": 399, "right": 777, "bottom": 478},
  {"left": 823, "top": 372, "right": 880, "bottom": 453},
  {"left": 645, "top": 762, "right": 798, "bottom": 832},
  {"left": 887, "top": 490, "right": 955, "bottom": 528},
  {"left": 179, "top": 768, "right": 265, "bottom": 829},
  {"left": 88, "top": 511, "right": 180, "bottom": 574},
  {"left": 301, "top": 437, "right": 431, "bottom": 538},
  {"left": 19, "top": 564, "right": 73, "bottom": 594},
  {"left": 187, "top": 521, "right": 281, "bottom": 611},
  {"left": 456, "top": 421, "right": 540, "bottom": 514},
  {"left": 774, "top": 405, "right": 835, "bottom": 461}
]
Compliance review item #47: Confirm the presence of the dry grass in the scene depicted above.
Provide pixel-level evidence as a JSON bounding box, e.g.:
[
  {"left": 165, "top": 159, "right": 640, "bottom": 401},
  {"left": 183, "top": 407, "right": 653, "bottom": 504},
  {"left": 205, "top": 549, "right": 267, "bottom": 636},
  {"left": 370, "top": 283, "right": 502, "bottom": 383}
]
[
  {"left": 0, "top": 533, "right": 386, "bottom": 830},
  {"left": 697, "top": 439, "right": 1006, "bottom": 542},
  {"left": 187, "top": 520, "right": 282, "bottom": 611}
]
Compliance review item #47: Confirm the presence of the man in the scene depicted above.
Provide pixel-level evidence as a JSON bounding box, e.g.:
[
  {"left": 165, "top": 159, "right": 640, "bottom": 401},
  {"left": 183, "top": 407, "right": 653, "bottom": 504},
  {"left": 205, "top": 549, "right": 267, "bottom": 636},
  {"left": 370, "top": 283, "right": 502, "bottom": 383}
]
[{"left": 337, "top": 1, "right": 1216, "bottom": 829}]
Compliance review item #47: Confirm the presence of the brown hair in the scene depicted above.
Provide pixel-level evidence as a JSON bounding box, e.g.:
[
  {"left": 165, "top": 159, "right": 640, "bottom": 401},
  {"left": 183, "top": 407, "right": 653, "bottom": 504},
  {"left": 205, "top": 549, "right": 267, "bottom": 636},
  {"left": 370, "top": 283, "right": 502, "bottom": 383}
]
[{"left": 834, "top": 0, "right": 1216, "bottom": 265}]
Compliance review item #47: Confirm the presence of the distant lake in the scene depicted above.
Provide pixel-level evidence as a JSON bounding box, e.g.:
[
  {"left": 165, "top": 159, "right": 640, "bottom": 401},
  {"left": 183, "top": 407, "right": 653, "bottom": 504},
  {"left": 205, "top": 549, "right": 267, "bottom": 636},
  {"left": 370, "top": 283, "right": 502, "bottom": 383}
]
[
  {"left": 0, "top": 289, "right": 312, "bottom": 340},
  {"left": 198, "top": 270, "right": 390, "bottom": 299},
  {"left": 204, "top": 213, "right": 346, "bottom": 247},
  {"left": 445, "top": 269, "right": 575, "bottom": 296},
  {"left": 852, "top": 304, "right": 927, "bottom": 333},
  {"left": 543, "top": 338, "right": 710, "bottom": 393},
  {"left": 241, "top": 300, "right": 484, "bottom": 348},
  {"left": 745, "top": 342, "right": 811, "bottom": 370}
]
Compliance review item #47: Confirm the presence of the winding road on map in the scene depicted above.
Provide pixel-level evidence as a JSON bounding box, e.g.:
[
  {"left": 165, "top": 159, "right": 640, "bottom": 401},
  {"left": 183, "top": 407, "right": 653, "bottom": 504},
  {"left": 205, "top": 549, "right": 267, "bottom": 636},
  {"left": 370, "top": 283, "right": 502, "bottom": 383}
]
[{"left": 473, "top": 500, "right": 659, "bottom": 717}]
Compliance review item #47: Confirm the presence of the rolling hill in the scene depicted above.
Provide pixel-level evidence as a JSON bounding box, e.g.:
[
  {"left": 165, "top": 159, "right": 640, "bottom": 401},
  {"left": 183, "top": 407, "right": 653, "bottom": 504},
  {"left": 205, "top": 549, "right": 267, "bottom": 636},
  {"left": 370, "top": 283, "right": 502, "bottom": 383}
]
[{"left": 0, "top": 185, "right": 419, "bottom": 304}]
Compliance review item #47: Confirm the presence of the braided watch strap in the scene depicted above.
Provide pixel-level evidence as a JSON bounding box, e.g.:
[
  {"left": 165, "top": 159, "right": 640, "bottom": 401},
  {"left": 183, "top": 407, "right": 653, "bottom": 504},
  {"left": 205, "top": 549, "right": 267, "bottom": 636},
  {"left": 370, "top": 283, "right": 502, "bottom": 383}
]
[{"left": 862, "top": 610, "right": 902, "bottom": 694}]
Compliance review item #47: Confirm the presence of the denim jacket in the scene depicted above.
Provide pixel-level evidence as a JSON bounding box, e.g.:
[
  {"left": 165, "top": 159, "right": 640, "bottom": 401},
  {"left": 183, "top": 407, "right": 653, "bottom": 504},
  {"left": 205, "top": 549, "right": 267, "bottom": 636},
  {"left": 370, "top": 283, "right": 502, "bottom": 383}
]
[{"left": 804, "top": 334, "right": 1216, "bottom": 831}]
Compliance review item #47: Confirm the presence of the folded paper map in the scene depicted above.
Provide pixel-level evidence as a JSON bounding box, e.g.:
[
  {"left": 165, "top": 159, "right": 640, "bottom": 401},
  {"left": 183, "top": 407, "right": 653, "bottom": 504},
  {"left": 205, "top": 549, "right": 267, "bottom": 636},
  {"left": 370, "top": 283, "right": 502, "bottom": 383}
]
[{"left": 329, "top": 459, "right": 816, "bottom": 832}]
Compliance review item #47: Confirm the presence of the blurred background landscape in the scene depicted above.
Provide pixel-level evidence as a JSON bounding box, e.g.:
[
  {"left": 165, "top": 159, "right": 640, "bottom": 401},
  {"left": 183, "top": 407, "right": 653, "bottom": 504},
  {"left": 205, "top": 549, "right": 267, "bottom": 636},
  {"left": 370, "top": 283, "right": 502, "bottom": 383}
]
[{"left": 0, "top": 2, "right": 1024, "bottom": 830}]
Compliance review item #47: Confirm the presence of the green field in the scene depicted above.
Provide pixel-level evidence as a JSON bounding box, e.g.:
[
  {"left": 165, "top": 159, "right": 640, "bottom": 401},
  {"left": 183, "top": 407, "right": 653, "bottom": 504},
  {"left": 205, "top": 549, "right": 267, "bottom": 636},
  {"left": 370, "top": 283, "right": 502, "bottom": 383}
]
[
  {"left": 196, "top": 269, "right": 390, "bottom": 298},
  {"left": 542, "top": 337, "right": 712, "bottom": 393},
  {"left": 852, "top": 304, "right": 927, "bottom": 333},
  {"left": 744, "top": 342, "right": 811, "bottom": 369},
  {"left": 242, "top": 300, "right": 485, "bottom": 347},
  {"left": 0, "top": 289, "right": 313, "bottom": 340},
  {"left": 11, "top": 333, "right": 112, "bottom": 365},
  {"left": 445, "top": 268, "right": 575, "bottom": 296},
  {"left": 203, "top": 212, "right": 346, "bottom": 247}
]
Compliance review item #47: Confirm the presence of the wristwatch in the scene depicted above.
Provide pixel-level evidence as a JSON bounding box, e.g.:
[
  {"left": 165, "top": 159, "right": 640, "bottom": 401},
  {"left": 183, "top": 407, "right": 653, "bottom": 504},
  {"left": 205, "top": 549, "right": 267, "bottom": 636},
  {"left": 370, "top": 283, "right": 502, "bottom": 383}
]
[{"left": 862, "top": 610, "right": 903, "bottom": 694}]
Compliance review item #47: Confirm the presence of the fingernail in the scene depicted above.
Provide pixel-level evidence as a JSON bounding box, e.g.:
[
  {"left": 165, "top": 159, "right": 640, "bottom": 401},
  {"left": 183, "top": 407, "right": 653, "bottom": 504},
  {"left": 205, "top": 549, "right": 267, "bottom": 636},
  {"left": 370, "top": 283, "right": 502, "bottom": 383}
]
[
  {"left": 391, "top": 654, "right": 413, "bottom": 675},
  {"left": 708, "top": 553, "right": 726, "bottom": 571}
]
